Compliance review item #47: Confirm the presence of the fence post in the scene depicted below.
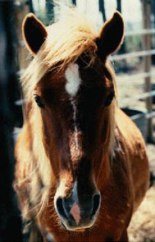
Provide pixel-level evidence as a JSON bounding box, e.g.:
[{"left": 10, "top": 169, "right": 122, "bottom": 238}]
[{"left": 142, "top": 0, "right": 153, "bottom": 142}]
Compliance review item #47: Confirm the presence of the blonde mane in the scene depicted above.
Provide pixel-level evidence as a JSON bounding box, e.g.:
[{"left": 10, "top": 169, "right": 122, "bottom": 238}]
[{"left": 21, "top": 10, "right": 98, "bottom": 99}]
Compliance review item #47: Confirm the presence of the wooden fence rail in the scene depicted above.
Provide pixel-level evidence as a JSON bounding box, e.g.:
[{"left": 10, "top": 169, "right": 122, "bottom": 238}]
[{"left": 111, "top": 49, "right": 155, "bottom": 61}]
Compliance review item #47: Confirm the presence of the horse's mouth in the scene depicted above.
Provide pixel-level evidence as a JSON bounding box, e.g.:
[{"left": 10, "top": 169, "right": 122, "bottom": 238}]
[
  {"left": 60, "top": 216, "right": 96, "bottom": 232},
  {"left": 74, "top": 228, "right": 85, "bottom": 232},
  {"left": 62, "top": 223, "right": 86, "bottom": 232}
]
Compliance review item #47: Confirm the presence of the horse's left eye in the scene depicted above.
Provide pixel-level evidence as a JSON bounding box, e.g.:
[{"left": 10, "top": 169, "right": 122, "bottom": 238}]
[
  {"left": 34, "top": 95, "right": 45, "bottom": 108},
  {"left": 104, "top": 92, "right": 114, "bottom": 106}
]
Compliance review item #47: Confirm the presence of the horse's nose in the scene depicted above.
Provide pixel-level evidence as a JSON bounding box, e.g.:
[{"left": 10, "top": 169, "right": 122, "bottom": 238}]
[{"left": 55, "top": 192, "right": 101, "bottom": 229}]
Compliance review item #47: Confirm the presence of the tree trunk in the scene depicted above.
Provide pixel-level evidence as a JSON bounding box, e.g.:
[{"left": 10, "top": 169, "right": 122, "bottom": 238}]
[
  {"left": 116, "top": 0, "right": 122, "bottom": 13},
  {"left": 99, "top": 0, "right": 106, "bottom": 22},
  {"left": 72, "top": 0, "right": 77, "bottom": 5},
  {"left": 46, "top": 0, "right": 54, "bottom": 23},
  {"left": 116, "top": 0, "right": 125, "bottom": 54}
]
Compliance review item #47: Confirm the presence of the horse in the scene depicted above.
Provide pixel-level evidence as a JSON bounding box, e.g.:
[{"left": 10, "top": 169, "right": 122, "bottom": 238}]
[{"left": 14, "top": 9, "right": 149, "bottom": 242}]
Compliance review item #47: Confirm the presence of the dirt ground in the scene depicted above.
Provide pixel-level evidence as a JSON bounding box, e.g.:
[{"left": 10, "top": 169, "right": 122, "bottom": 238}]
[{"left": 128, "top": 185, "right": 155, "bottom": 242}]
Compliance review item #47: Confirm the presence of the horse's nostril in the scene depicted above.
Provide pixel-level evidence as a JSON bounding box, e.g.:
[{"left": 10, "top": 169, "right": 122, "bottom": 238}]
[
  {"left": 91, "top": 193, "right": 101, "bottom": 217},
  {"left": 56, "top": 197, "right": 68, "bottom": 220}
]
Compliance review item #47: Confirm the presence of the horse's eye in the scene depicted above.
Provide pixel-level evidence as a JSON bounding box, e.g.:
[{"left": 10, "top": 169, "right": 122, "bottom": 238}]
[
  {"left": 34, "top": 95, "right": 45, "bottom": 108},
  {"left": 104, "top": 91, "right": 114, "bottom": 106}
]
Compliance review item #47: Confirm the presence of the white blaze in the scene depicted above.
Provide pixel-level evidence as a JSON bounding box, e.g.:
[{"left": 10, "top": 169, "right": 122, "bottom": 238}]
[
  {"left": 71, "top": 99, "right": 79, "bottom": 149},
  {"left": 65, "top": 63, "right": 81, "bottom": 97},
  {"left": 65, "top": 63, "right": 82, "bottom": 161}
]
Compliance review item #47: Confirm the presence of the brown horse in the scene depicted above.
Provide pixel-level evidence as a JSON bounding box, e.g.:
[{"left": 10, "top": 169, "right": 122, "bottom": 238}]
[{"left": 14, "top": 10, "right": 149, "bottom": 242}]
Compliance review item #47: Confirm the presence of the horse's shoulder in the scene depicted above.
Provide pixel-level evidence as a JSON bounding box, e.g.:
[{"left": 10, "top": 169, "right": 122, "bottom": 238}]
[
  {"left": 113, "top": 107, "right": 149, "bottom": 210},
  {"left": 115, "top": 107, "right": 145, "bottom": 151}
]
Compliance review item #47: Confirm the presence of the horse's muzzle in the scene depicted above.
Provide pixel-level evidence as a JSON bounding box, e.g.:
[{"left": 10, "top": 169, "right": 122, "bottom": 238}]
[{"left": 54, "top": 182, "right": 101, "bottom": 231}]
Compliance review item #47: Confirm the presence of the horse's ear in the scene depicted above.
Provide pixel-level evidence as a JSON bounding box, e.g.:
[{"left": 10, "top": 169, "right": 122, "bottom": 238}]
[
  {"left": 22, "top": 13, "right": 47, "bottom": 55},
  {"left": 96, "top": 11, "right": 124, "bottom": 61}
]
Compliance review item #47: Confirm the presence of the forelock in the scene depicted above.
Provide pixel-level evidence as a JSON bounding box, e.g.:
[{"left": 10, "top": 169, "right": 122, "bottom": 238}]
[{"left": 21, "top": 10, "right": 97, "bottom": 99}]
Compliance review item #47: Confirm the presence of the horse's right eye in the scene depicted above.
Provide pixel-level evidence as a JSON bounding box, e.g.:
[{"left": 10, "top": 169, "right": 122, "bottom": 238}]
[{"left": 34, "top": 95, "right": 45, "bottom": 108}]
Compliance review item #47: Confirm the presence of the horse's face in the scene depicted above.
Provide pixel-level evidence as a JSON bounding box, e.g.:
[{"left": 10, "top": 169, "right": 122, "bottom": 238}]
[
  {"left": 35, "top": 58, "right": 114, "bottom": 229},
  {"left": 22, "top": 12, "right": 124, "bottom": 231}
]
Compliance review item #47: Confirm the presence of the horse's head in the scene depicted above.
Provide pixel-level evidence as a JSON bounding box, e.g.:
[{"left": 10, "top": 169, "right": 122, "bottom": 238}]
[{"left": 22, "top": 11, "right": 124, "bottom": 231}]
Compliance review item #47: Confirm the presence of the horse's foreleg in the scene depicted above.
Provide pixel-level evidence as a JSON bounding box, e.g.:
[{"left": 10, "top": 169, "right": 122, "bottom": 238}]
[
  {"left": 119, "top": 230, "right": 128, "bottom": 242},
  {"left": 27, "top": 221, "right": 43, "bottom": 242}
]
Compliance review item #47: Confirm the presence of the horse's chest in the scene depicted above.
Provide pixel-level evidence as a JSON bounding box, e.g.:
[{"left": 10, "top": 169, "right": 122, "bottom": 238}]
[{"left": 97, "top": 170, "right": 133, "bottom": 239}]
